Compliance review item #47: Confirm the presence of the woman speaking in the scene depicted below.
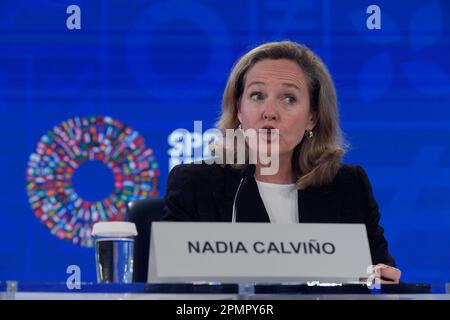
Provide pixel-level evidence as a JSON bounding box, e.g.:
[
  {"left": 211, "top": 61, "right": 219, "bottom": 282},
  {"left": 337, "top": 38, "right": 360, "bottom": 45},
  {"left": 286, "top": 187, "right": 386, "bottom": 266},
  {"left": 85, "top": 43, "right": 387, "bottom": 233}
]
[{"left": 162, "top": 41, "right": 401, "bottom": 284}]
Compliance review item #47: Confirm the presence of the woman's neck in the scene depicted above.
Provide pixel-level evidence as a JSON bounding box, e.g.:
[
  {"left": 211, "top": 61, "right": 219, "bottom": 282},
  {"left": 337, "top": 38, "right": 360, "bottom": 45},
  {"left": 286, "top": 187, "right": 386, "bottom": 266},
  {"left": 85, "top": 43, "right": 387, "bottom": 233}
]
[{"left": 254, "top": 154, "right": 296, "bottom": 184}]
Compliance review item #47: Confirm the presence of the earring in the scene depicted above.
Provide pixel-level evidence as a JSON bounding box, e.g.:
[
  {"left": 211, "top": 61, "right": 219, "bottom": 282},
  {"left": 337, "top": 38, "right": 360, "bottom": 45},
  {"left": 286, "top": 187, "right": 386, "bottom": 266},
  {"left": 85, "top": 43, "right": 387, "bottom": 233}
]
[
  {"left": 305, "top": 129, "right": 314, "bottom": 139},
  {"left": 238, "top": 124, "right": 242, "bottom": 130}
]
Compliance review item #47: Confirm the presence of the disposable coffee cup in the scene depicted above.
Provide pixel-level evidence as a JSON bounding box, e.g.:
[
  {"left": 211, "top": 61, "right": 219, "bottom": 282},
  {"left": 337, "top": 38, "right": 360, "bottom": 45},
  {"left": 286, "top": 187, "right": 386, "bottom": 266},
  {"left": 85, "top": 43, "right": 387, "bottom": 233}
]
[{"left": 92, "top": 221, "right": 138, "bottom": 283}]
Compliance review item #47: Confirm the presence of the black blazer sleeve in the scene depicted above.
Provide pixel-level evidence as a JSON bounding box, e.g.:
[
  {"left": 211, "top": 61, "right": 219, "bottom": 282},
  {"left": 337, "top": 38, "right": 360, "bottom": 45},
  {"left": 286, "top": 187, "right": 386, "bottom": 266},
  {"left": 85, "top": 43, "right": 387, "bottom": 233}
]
[{"left": 355, "top": 165, "right": 396, "bottom": 267}]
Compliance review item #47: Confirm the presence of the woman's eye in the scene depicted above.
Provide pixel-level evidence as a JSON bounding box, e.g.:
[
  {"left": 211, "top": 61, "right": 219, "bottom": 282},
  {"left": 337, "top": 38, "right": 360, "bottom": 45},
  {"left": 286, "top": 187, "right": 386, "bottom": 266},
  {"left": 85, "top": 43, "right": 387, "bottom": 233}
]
[
  {"left": 284, "top": 96, "right": 297, "bottom": 104},
  {"left": 250, "top": 92, "right": 263, "bottom": 101}
]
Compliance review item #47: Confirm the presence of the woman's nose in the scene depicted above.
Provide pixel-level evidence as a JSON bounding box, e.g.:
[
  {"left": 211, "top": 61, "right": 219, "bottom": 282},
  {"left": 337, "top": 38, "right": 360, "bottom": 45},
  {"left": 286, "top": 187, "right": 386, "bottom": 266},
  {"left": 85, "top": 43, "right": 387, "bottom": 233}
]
[
  {"left": 262, "top": 102, "right": 278, "bottom": 121},
  {"left": 263, "top": 113, "right": 277, "bottom": 120}
]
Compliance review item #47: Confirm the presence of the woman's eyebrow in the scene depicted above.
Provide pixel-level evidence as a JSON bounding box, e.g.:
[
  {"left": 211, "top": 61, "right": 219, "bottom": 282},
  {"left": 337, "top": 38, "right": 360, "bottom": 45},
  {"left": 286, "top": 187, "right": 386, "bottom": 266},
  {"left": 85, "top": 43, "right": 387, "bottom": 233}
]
[
  {"left": 281, "top": 82, "right": 302, "bottom": 91},
  {"left": 245, "top": 81, "right": 266, "bottom": 90},
  {"left": 245, "top": 81, "right": 302, "bottom": 92}
]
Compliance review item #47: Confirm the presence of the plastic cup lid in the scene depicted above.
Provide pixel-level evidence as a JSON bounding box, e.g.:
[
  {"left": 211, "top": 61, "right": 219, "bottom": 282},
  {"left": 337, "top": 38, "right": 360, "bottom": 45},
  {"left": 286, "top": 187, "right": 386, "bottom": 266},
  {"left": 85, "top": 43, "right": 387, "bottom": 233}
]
[{"left": 92, "top": 221, "right": 138, "bottom": 237}]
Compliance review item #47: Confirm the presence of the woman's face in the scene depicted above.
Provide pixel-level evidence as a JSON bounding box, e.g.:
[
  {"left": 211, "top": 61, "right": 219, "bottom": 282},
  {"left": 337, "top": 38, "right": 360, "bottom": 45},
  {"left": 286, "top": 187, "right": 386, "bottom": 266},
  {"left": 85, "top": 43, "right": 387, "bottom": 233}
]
[{"left": 237, "top": 59, "right": 316, "bottom": 159}]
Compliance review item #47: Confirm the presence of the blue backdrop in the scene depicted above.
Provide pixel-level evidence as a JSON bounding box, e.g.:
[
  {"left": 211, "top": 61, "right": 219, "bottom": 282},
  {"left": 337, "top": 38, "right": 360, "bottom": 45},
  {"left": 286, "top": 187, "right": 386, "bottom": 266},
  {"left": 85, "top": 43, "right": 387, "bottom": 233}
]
[{"left": 0, "top": 0, "right": 449, "bottom": 292}]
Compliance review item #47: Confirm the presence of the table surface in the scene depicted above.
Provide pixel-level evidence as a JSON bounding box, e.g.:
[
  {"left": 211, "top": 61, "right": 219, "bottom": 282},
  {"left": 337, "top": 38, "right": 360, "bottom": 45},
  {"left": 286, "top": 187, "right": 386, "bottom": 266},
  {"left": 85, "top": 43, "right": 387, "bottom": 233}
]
[
  {"left": 1, "top": 281, "right": 448, "bottom": 300},
  {"left": 2, "top": 292, "right": 450, "bottom": 300}
]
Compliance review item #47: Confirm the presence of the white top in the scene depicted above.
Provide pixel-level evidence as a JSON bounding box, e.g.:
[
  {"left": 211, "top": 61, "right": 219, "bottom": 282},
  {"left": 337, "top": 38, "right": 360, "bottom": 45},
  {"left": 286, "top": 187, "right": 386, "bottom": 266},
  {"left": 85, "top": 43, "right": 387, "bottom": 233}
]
[{"left": 255, "top": 180, "right": 299, "bottom": 224}]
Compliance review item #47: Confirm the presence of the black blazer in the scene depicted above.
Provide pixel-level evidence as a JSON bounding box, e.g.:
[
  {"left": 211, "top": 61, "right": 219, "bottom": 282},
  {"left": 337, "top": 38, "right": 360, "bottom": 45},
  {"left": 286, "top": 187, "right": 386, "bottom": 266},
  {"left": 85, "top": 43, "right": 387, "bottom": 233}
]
[{"left": 162, "top": 162, "right": 396, "bottom": 267}]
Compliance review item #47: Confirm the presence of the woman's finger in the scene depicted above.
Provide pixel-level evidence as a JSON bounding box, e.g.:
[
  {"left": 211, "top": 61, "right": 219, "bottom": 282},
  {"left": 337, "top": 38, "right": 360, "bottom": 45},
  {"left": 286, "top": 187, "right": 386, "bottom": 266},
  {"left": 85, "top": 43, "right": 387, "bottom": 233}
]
[{"left": 375, "top": 264, "right": 401, "bottom": 283}]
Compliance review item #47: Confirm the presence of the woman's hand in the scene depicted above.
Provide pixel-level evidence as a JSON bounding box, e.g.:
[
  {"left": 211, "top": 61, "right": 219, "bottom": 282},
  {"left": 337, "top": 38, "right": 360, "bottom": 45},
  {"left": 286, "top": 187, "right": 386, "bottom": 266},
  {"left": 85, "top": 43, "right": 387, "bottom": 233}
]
[{"left": 371, "top": 263, "right": 402, "bottom": 284}]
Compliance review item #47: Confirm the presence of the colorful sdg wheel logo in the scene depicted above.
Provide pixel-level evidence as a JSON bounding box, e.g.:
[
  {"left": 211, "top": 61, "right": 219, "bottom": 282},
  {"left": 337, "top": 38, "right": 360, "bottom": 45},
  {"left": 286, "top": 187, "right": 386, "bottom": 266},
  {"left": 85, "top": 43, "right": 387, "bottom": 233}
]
[{"left": 26, "top": 116, "right": 159, "bottom": 247}]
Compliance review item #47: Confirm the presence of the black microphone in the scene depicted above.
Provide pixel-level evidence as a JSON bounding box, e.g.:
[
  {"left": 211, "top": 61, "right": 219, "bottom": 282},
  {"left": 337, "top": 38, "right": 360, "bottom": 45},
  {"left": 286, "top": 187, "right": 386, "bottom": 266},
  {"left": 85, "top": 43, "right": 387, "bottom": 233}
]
[{"left": 231, "top": 164, "right": 256, "bottom": 223}]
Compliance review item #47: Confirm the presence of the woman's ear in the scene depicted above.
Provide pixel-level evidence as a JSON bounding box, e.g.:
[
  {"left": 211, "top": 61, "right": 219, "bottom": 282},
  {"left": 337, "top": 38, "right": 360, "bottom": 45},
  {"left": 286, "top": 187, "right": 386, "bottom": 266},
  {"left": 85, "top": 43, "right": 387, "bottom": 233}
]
[
  {"left": 307, "top": 110, "right": 317, "bottom": 131},
  {"left": 237, "top": 102, "right": 243, "bottom": 125}
]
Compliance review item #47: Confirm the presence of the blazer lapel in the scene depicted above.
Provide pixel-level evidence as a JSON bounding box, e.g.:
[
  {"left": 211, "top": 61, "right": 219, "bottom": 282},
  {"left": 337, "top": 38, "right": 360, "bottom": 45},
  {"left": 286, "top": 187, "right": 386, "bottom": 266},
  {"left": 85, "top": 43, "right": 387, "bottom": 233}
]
[
  {"left": 237, "top": 177, "right": 270, "bottom": 222},
  {"left": 214, "top": 166, "right": 270, "bottom": 222}
]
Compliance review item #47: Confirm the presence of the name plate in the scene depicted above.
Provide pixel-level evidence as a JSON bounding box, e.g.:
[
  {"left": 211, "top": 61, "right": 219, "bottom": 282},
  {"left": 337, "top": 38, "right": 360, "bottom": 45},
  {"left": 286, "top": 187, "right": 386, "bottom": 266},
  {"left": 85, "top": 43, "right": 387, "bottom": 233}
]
[{"left": 148, "top": 222, "right": 372, "bottom": 284}]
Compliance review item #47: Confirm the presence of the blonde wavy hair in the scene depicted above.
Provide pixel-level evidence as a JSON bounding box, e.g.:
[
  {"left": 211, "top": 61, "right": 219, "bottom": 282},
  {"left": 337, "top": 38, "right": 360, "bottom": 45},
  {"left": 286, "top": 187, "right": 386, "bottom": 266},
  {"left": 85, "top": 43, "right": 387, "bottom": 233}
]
[{"left": 216, "top": 41, "right": 347, "bottom": 189}]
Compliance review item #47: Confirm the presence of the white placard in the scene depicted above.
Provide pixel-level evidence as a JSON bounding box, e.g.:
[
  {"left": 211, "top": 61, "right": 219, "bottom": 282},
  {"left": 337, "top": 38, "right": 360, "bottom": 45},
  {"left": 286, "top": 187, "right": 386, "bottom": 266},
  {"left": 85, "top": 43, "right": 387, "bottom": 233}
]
[{"left": 148, "top": 222, "right": 372, "bottom": 284}]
